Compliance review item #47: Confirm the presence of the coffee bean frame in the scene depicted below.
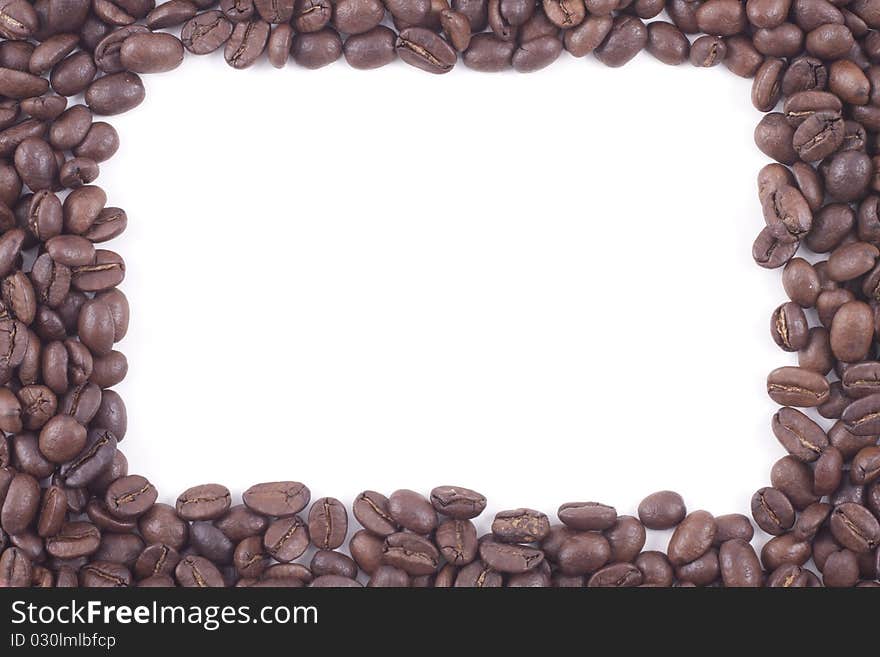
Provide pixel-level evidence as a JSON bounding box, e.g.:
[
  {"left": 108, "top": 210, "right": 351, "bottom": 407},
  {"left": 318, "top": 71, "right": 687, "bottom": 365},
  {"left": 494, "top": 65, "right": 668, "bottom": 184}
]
[{"left": 0, "top": 0, "right": 878, "bottom": 589}]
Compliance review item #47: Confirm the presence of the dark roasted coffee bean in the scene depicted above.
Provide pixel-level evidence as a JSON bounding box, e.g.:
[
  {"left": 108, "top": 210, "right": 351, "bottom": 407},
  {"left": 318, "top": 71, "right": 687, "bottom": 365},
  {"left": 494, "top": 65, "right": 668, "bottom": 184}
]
[
  {"left": 842, "top": 393, "right": 880, "bottom": 435},
  {"left": 224, "top": 18, "right": 269, "bottom": 68},
  {"left": 429, "top": 485, "right": 486, "bottom": 519},
  {"left": 310, "top": 549, "right": 357, "bottom": 579},
  {"left": 830, "top": 301, "right": 874, "bottom": 362},
  {"left": 332, "top": 0, "right": 383, "bottom": 34},
  {"left": 267, "top": 23, "right": 293, "bottom": 68},
  {"left": 646, "top": 21, "right": 689, "bottom": 65},
  {"left": 264, "top": 515, "right": 309, "bottom": 562},
  {"left": 134, "top": 543, "right": 180, "bottom": 579},
  {"left": 138, "top": 503, "right": 188, "bottom": 549},
  {"left": 146, "top": 0, "right": 198, "bottom": 29},
  {"left": 667, "top": 510, "right": 716, "bottom": 566},
  {"left": 851, "top": 446, "right": 880, "bottom": 485},
  {"left": 308, "top": 497, "right": 347, "bottom": 550},
  {"left": 751, "top": 487, "right": 795, "bottom": 534},
  {"left": 383, "top": 532, "right": 439, "bottom": 575},
  {"left": 752, "top": 58, "right": 785, "bottom": 112},
  {"left": 1, "top": 472, "right": 39, "bottom": 535},
  {"left": 45, "top": 521, "right": 100, "bottom": 559},
  {"left": 182, "top": 11, "right": 234, "bottom": 55},
  {"left": 556, "top": 532, "right": 611, "bottom": 575},
  {"left": 638, "top": 490, "right": 686, "bottom": 529},
  {"left": 175, "top": 483, "right": 230, "bottom": 521},
  {"left": 386, "top": 489, "right": 437, "bottom": 534},
  {"left": 0, "top": 547, "right": 32, "bottom": 587},
  {"left": 767, "top": 366, "right": 830, "bottom": 407},
  {"left": 120, "top": 33, "right": 185, "bottom": 73},
  {"left": 689, "top": 35, "right": 725, "bottom": 66},
  {"left": 175, "top": 554, "right": 224, "bottom": 587},
  {"left": 396, "top": 27, "right": 456, "bottom": 73},
  {"left": 772, "top": 406, "right": 828, "bottom": 461},
  {"left": 291, "top": 28, "right": 342, "bottom": 68},
  {"left": 293, "top": 0, "right": 332, "bottom": 32},
  {"left": 492, "top": 507, "right": 550, "bottom": 542},
  {"left": 557, "top": 501, "right": 616, "bottom": 530},
  {"left": 105, "top": 474, "right": 156, "bottom": 518},
  {"left": 842, "top": 362, "right": 880, "bottom": 399},
  {"left": 215, "top": 504, "right": 267, "bottom": 541},
  {"left": 190, "top": 521, "right": 234, "bottom": 564},
  {"left": 713, "top": 514, "right": 754, "bottom": 545},
  {"left": 435, "top": 518, "right": 478, "bottom": 565},
  {"left": 463, "top": 32, "right": 514, "bottom": 70},
  {"left": 830, "top": 502, "right": 880, "bottom": 552},
  {"left": 349, "top": 529, "right": 383, "bottom": 574},
  {"left": 353, "top": 490, "right": 397, "bottom": 535},
  {"left": 771, "top": 302, "right": 809, "bottom": 351},
  {"left": 480, "top": 539, "right": 543, "bottom": 573},
  {"left": 771, "top": 455, "right": 819, "bottom": 509},
  {"left": 594, "top": 15, "right": 647, "bottom": 67}
]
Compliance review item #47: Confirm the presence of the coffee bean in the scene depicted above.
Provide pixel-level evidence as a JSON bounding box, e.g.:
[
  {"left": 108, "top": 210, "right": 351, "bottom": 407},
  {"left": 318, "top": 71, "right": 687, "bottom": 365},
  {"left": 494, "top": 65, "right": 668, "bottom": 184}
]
[
  {"left": 291, "top": 28, "right": 342, "bottom": 68},
  {"left": 667, "top": 510, "right": 716, "bottom": 566},
  {"left": 38, "top": 414, "right": 86, "bottom": 463},
  {"left": 332, "top": 0, "right": 383, "bottom": 35},
  {"left": 308, "top": 497, "right": 347, "bottom": 550},
  {"left": 594, "top": 15, "right": 647, "bottom": 67},
  {"left": 751, "top": 487, "right": 795, "bottom": 535},
  {"left": 263, "top": 516, "right": 310, "bottom": 561},
  {"left": 233, "top": 535, "right": 267, "bottom": 578},
  {"left": 139, "top": 503, "right": 188, "bottom": 550},
  {"left": 637, "top": 490, "right": 686, "bottom": 529},
  {"left": 175, "top": 483, "right": 231, "bottom": 521},
  {"left": 772, "top": 406, "right": 828, "bottom": 461},
  {"left": 429, "top": 485, "right": 486, "bottom": 519},
  {"left": 689, "top": 34, "right": 725, "bottom": 66},
  {"left": 752, "top": 58, "right": 785, "bottom": 112},
  {"left": 830, "top": 502, "right": 880, "bottom": 552},
  {"left": 182, "top": 11, "right": 234, "bottom": 55},
  {"left": 564, "top": 14, "right": 612, "bottom": 57},
  {"left": 214, "top": 504, "right": 267, "bottom": 542},
  {"left": 353, "top": 490, "right": 397, "bottom": 535},
  {"left": 224, "top": 18, "right": 269, "bottom": 68},
  {"left": 45, "top": 521, "right": 100, "bottom": 559},
  {"left": 771, "top": 302, "right": 809, "bottom": 351},
  {"left": 1, "top": 472, "right": 39, "bottom": 535},
  {"left": 851, "top": 446, "right": 880, "bottom": 485},
  {"left": 646, "top": 21, "right": 689, "bottom": 65},
  {"left": 556, "top": 532, "right": 611, "bottom": 575},
  {"left": 480, "top": 539, "right": 544, "bottom": 573},
  {"left": 771, "top": 455, "right": 819, "bottom": 509},
  {"left": 435, "top": 518, "right": 478, "bottom": 565},
  {"left": 85, "top": 72, "right": 144, "bottom": 115},
  {"left": 557, "top": 501, "right": 617, "bottom": 530},
  {"left": 368, "top": 564, "right": 410, "bottom": 587},
  {"left": 120, "top": 33, "right": 185, "bottom": 74},
  {"left": 760, "top": 532, "right": 811, "bottom": 571},
  {"left": 175, "top": 554, "right": 224, "bottom": 587},
  {"left": 243, "top": 481, "right": 309, "bottom": 517},
  {"left": 397, "top": 27, "right": 456, "bottom": 73},
  {"left": 382, "top": 532, "right": 439, "bottom": 575},
  {"left": 492, "top": 508, "right": 550, "bottom": 542},
  {"left": 387, "top": 489, "right": 437, "bottom": 534},
  {"left": 104, "top": 474, "right": 156, "bottom": 518},
  {"left": 463, "top": 32, "right": 514, "bottom": 70},
  {"left": 310, "top": 549, "right": 357, "bottom": 578}
]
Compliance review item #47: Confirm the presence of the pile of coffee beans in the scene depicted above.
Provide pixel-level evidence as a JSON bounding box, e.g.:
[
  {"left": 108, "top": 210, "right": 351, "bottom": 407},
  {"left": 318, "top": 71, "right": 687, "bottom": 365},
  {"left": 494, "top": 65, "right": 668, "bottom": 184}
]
[{"left": 0, "top": 0, "right": 879, "bottom": 587}]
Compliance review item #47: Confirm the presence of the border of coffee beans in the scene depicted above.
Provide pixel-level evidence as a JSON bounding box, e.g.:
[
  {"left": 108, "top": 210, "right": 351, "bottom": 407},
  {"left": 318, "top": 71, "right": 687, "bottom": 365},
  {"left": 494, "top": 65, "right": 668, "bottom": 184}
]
[{"left": 0, "top": 0, "right": 879, "bottom": 588}]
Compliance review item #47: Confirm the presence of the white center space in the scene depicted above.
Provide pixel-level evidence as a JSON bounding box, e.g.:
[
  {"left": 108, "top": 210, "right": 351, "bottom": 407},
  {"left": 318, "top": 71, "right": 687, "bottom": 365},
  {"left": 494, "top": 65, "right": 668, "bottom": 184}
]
[{"left": 102, "top": 51, "right": 782, "bottom": 528}]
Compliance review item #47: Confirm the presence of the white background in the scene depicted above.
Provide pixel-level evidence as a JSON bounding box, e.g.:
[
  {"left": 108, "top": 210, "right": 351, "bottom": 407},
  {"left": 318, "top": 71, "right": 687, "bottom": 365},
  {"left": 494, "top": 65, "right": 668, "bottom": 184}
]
[{"left": 97, "top": 47, "right": 786, "bottom": 544}]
